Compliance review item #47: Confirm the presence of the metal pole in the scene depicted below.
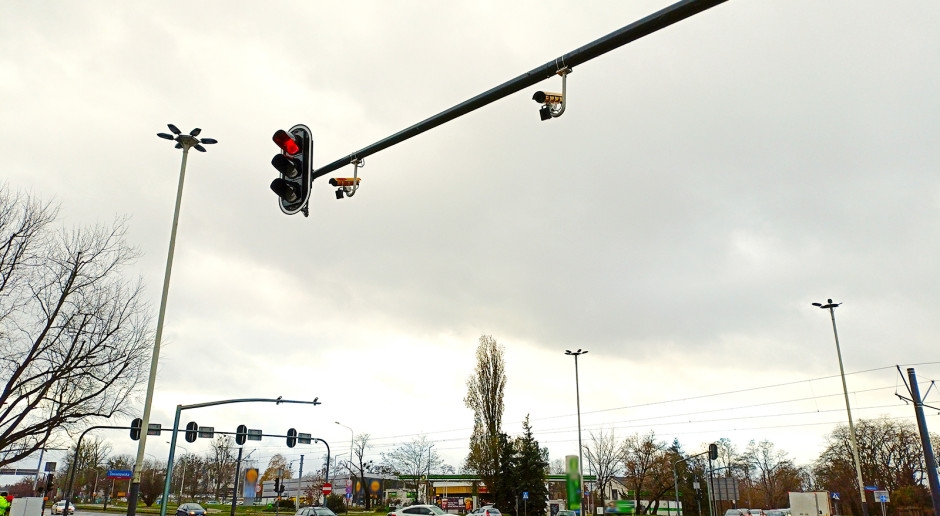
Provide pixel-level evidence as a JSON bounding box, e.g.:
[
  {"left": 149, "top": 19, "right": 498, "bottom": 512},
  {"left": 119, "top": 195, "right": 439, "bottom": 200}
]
[
  {"left": 63, "top": 426, "right": 130, "bottom": 516},
  {"left": 311, "top": 0, "right": 729, "bottom": 180},
  {"left": 230, "top": 447, "right": 243, "bottom": 516},
  {"left": 32, "top": 448, "right": 45, "bottom": 495},
  {"left": 706, "top": 459, "right": 714, "bottom": 516},
  {"left": 160, "top": 397, "right": 321, "bottom": 516},
  {"left": 297, "top": 455, "right": 304, "bottom": 509},
  {"left": 565, "top": 350, "right": 587, "bottom": 514},
  {"left": 179, "top": 461, "right": 186, "bottom": 503},
  {"left": 814, "top": 300, "right": 869, "bottom": 516},
  {"left": 335, "top": 422, "right": 354, "bottom": 511},
  {"left": 673, "top": 467, "right": 680, "bottom": 516},
  {"left": 160, "top": 404, "right": 184, "bottom": 516},
  {"left": 907, "top": 368, "right": 940, "bottom": 515},
  {"left": 577, "top": 356, "right": 583, "bottom": 515},
  {"left": 128, "top": 145, "right": 191, "bottom": 516}
]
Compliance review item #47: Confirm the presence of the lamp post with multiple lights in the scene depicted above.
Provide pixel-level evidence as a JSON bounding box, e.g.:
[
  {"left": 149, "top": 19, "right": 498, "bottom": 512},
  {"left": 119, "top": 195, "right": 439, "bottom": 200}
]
[
  {"left": 126, "top": 125, "right": 217, "bottom": 516},
  {"left": 812, "top": 299, "right": 869, "bottom": 516},
  {"left": 565, "top": 348, "right": 588, "bottom": 513}
]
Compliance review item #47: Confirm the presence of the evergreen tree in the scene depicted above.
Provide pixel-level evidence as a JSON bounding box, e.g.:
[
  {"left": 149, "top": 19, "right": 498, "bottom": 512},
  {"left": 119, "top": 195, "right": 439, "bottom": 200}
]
[
  {"left": 515, "top": 416, "right": 549, "bottom": 516},
  {"left": 492, "top": 432, "right": 517, "bottom": 510}
]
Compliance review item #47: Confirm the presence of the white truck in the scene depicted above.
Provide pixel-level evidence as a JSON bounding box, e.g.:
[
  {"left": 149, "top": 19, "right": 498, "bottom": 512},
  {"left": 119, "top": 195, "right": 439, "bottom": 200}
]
[{"left": 789, "top": 492, "right": 832, "bottom": 516}]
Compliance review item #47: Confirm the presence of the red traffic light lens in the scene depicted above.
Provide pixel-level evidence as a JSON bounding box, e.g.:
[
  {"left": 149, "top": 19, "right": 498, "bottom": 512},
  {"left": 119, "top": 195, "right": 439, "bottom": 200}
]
[{"left": 272, "top": 130, "right": 300, "bottom": 155}]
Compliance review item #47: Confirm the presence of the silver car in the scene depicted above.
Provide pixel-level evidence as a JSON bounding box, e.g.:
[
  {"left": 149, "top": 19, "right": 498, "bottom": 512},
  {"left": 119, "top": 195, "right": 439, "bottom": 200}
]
[{"left": 388, "top": 505, "right": 449, "bottom": 516}]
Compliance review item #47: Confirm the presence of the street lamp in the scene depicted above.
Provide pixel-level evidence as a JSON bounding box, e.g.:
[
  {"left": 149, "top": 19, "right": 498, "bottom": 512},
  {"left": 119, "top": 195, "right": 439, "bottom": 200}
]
[
  {"left": 127, "top": 124, "right": 216, "bottom": 516},
  {"left": 336, "top": 422, "right": 354, "bottom": 511},
  {"left": 812, "top": 299, "right": 869, "bottom": 516},
  {"left": 169, "top": 442, "right": 189, "bottom": 503},
  {"left": 565, "top": 349, "right": 588, "bottom": 514}
]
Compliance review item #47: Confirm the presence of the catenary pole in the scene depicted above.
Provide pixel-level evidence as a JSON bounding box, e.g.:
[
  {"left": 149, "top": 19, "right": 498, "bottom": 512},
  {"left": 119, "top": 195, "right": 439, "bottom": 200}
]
[{"left": 906, "top": 368, "right": 940, "bottom": 515}]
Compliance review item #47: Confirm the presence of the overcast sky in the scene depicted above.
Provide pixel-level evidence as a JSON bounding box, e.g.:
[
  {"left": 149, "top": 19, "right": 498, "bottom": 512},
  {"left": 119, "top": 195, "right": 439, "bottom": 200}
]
[{"left": 3, "top": 0, "right": 940, "bottom": 478}]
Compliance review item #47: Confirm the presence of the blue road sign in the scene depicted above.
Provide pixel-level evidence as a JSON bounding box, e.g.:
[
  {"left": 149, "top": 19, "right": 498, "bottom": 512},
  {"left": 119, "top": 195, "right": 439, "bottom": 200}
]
[
  {"left": 523, "top": 492, "right": 529, "bottom": 500},
  {"left": 865, "top": 486, "right": 880, "bottom": 491},
  {"left": 831, "top": 493, "right": 840, "bottom": 500},
  {"left": 107, "top": 469, "right": 132, "bottom": 479},
  {"left": 879, "top": 495, "right": 888, "bottom": 503}
]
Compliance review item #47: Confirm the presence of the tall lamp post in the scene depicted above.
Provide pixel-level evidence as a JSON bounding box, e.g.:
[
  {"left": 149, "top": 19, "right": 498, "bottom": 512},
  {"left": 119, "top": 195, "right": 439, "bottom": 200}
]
[
  {"left": 565, "top": 349, "right": 588, "bottom": 514},
  {"left": 127, "top": 124, "right": 217, "bottom": 516},
  {"left": 168, "top": 442, "right": 188, "bottom": 503},
  {"left": 335, "top": 422, "right": 354, "bottom": 510},
  {"left": 812, "top": 299, "right": 869, "bottom": 516}
]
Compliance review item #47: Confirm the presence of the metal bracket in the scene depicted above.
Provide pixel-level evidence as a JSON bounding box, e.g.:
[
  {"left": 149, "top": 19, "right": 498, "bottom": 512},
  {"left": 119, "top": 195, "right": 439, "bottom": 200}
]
[
  {"left": 550, "top": 67, "right": 571, "bottom": 118},
  {"left": 345, "top": 158, "right": 363, "bottom": 197}
]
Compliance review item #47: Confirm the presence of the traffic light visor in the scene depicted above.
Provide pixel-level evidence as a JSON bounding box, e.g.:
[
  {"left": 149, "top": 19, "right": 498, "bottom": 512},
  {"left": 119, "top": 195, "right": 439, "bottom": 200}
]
[{"left": 273, "top": 130, "right": 300, "bottom": 155}]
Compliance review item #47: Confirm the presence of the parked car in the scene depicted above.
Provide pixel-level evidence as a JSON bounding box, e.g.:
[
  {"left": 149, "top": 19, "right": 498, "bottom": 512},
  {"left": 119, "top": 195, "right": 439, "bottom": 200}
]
[
  {"left": 296, "top": 508, "right": 338, "bottom": 516},
  {"left": 177, "top": 503, "right": 207, "bottom": 516},
  {"left": 557, "top": 511, "right": 577, "bottom": 516},
  {"left": 388, "top": 504, "right": 449, "bottom": 516},
  {"left": 723, "top": 510, "right": 747, "bottom": 516},
  {"left": 51, "top": 501, "right": 75, "bottom": 515},
  {"left": 470, "top": 507, "right": 502, "bottom": 516}
]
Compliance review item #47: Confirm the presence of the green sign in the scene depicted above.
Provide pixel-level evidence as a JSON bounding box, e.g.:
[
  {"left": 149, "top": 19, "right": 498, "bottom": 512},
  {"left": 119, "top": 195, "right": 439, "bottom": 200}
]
[{"left": 566, "top": 455, "right": 581, "bottom": 512}]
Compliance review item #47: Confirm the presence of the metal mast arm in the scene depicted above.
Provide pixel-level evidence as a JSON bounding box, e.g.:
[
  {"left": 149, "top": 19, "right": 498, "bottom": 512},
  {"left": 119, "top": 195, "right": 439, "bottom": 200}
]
[{"left": 312, "top": 0, "right": 729, "bottom": 180}]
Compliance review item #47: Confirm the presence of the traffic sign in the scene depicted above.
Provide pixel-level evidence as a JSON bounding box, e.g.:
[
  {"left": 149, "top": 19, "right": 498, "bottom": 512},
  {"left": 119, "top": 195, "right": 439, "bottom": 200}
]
[
  {"left": 107, "top": 469, "right": 132, "bottom": 479},
  {"left": 874, "top": 490, "right": 890, "bottom": 503},
  {"left": 831, "top": 493, "right": 840, "bottom": 500},
  {"left": 523, "top": 492, "right": 529, "bottom": 500},
  {"left": 322, "top": 482, "right": 332, "bottom": 495}
]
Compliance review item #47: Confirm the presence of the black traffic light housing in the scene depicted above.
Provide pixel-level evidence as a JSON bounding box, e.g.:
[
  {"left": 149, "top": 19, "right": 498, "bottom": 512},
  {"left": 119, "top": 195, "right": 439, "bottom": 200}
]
[
  {"left": 185, "top": 421, "right": 198, "bottom": 443},
  {"left": 274, "top": 478, "right": 281, "bottom": 494},
  {"left": 235, "top": 424, "right": 248, "bottom": 446},
  {"left": 270, "top": 124, "right": 314, "bottom": 216},
  {"left": 286, "top": 428, "right": 297, "bottom": 448},
  {"left": 130, "top": 418, "right": 143, "bottom": 441},
  {"left": 708, "top": 443, "right": 718, "bottom": 461}
]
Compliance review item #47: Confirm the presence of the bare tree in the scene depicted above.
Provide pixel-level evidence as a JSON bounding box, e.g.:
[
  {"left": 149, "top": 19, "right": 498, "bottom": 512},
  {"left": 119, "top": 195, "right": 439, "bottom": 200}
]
[
  {"left": 584, "top": 427, "right": 623, "bottom": 508},
  {"left": 60, "top": 436, "right": 111, "bottom": 501},
  {"left": 464, "top": 334, "right": 506, "bottom": 495},
  {"left": 206, "top": 435, "right": 237, "bottom": 500},
  {"left": 0, "top": 186, "right": 153, "bottom": 467},
  {"left": 740, "top": 439, "right": 803, "bottom": 509},
  {"left": 381, "top": 435, "right": 440, "bottom": 500},
  {"left": 349, "top": 433, "right": 376, "bottom": 509}
]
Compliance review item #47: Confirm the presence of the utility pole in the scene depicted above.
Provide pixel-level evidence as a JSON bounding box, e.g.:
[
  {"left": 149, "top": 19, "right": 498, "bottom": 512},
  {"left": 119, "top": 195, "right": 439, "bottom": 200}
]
[{"left": 898, "top": 367, "right": 940, "bottom": 516}]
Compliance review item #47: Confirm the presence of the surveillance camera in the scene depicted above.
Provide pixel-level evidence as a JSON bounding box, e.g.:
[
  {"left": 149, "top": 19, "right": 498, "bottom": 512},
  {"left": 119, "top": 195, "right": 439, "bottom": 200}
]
[
  {"left": 532, "top": 91, "right": 563, "bottom": 104},
  {"left": 539, "top": 105, "right": 553, "bottom": 121},
  {"left": 334, "top": 189, "right": 344, "bottom": 200},
  {"left": 329, "top": 178, "right": 362, "bottom": 188}
]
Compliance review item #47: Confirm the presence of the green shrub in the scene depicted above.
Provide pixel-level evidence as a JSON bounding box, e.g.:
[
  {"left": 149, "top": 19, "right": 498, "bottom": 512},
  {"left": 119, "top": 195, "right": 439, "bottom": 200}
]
[{"left": 325, "top": 495, "right": 345, "bottom": 514}]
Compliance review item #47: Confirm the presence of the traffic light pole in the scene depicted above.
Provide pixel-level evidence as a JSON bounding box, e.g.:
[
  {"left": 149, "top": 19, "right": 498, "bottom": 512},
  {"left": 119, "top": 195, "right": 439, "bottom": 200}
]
[
  {"left": 159, "top": 397, "right": 322, "bottom": 516},
  {"left": 311, "top": 0, "right": 729, "bottom": 180},
  {"left": 62, "top": 425, "right": 133, "bottom": 516}
]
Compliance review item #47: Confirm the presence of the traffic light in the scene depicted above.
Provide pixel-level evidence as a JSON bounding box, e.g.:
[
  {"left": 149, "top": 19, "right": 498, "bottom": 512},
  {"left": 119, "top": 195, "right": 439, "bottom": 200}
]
[
  {"left": 236, "top": 424, "right": 248, "bottom": 446},
  {"left": 130, "top": 418, "right": 142, "bottom": 441},
  {"left": 274, "top": 478, "right": 280, "bottom": 494},
  {"left": 185, "top": 421, "right": 198, "bottom": 443},
  {"left": 286, "top": 428, "right": 297, "bottom": 448},
  {"left": 708, "top": 443, "right": 718, "bottom": 461},
  {"left": 46, "top": 473, "right": 55, "bottom": 492},
  {"left": 270, "top": 124, "right": 314, "bottom": 216}
]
